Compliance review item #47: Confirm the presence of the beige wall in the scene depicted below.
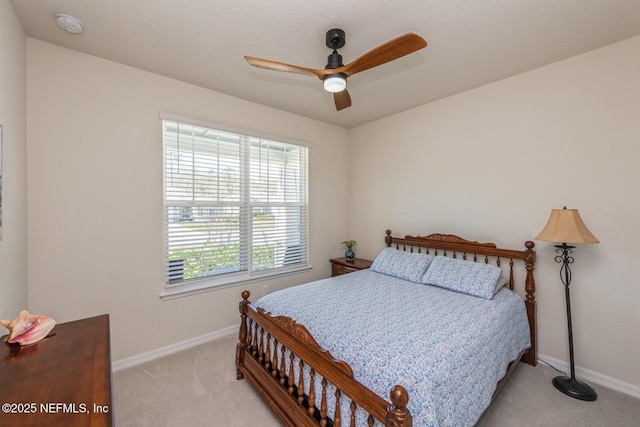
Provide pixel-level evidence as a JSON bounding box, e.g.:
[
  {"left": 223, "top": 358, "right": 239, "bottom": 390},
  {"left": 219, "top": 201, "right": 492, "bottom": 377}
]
[
  {"left": 349, "top": 36, "right": 640, "bottom": 389},
  {"left": 0, "top": 2, "right": 27, "bottom": 319},
  {"left": 26, "top": 39, "right": 350, "bottom": 361}
]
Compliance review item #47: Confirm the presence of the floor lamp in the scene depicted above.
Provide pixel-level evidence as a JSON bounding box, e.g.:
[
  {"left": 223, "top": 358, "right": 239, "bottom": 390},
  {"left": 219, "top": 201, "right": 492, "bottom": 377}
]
[{"left": 536, "top": 207, "right": 599, "bottom": 401}]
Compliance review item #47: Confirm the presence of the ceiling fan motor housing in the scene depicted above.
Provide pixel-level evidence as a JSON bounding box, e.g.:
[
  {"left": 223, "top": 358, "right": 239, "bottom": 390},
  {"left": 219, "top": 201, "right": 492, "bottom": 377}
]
[{"left": 326, "top": 51, "right": 343, "bottom": 69}]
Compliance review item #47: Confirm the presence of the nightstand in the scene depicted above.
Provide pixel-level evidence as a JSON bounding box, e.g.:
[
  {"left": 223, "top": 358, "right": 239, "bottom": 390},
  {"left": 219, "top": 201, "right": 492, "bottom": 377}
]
[{"left": 330, "top": 257, "right": 373, "bottom": 277}]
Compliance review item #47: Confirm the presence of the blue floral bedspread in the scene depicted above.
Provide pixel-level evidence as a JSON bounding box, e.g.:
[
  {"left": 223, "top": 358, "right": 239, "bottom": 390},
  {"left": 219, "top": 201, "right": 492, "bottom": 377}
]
[{"left": 255, "top": 269, "right": 530, "bottom": 427}]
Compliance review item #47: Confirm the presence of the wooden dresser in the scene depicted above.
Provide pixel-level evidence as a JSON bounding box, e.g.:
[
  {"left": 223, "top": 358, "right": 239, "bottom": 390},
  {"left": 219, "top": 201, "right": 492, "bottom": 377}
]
[
  {"left": 0, "top": 314, "right": 113, "bottom": 426},
  {"left": 330, "top": 257, "right": 373, "bottom": 276}
]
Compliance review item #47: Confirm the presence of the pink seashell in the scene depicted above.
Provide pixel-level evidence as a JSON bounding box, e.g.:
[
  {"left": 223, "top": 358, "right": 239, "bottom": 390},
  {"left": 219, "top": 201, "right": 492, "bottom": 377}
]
[{"left": 1, "top": 310, "right": 56, "bottom": 345}]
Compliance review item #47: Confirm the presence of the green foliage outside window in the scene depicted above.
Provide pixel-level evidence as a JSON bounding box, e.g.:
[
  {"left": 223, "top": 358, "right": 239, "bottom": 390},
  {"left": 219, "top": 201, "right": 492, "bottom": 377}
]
[{"left": 169, "top": 242, "right": 275, "bottom": 281}]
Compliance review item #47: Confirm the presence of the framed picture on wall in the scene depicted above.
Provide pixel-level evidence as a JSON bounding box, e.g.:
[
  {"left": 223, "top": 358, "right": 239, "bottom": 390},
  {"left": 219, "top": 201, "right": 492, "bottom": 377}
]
[{"left": 0, "top": 124, "right": 3, "bottom": 241}]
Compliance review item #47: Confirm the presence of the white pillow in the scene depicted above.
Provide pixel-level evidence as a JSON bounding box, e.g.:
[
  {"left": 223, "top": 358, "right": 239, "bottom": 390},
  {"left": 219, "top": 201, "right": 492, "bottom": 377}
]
[{"left": 494, "top": 271, "right": 509, "bottom": 294}]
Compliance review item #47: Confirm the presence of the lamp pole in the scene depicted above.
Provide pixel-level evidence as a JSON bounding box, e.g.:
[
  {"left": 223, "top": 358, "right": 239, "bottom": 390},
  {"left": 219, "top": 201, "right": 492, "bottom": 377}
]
[{"left": 552, "top": 243, "right": 597, "bottom": 401}]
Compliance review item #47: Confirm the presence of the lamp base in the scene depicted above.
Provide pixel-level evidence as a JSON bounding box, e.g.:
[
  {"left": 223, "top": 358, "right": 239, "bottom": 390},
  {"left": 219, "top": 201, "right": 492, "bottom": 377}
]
[{"left": 553, "top": 376, "right": 597, "bottom": 401}]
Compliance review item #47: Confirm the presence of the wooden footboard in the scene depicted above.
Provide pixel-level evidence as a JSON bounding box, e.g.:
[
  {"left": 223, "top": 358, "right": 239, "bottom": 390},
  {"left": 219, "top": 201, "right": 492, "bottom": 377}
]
[{"left": 236, "top": 290, "right": 412, "bottom": 427}]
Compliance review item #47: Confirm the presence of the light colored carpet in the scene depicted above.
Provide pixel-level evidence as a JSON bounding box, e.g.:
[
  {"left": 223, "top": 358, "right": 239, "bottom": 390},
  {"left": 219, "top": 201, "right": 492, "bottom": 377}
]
[{"left": 114, "top": 335, "right": 639, "bottom": 426}]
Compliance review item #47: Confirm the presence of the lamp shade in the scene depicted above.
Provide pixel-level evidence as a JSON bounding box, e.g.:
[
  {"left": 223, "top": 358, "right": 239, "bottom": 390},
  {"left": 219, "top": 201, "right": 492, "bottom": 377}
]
[{"left": 536, "top": 208, "right": 599, "bottom": 244}]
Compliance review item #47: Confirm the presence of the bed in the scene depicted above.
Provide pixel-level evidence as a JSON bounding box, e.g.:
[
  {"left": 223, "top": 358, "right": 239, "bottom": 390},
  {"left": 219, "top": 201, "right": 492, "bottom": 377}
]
[{"left": 235, "top": 230, "right": 536, "bottom": 427}]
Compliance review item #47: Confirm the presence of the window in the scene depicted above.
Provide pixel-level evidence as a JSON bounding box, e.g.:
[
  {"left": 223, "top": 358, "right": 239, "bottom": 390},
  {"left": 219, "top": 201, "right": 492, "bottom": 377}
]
[{"left": 161, "top": 116, "right": 309, "bottom": 298}]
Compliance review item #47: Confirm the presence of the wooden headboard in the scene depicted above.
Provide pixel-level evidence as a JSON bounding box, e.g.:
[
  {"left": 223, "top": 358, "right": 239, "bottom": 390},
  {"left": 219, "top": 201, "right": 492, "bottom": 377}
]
[{"left": 384, "top": 230, "right": 537, "bottom": 366}]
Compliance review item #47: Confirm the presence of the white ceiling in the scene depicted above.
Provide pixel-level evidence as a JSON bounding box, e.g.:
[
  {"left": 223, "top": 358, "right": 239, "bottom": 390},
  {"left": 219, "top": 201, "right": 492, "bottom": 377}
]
[{"left": 11, "top": 0, "right": 640, "bottom": 129}]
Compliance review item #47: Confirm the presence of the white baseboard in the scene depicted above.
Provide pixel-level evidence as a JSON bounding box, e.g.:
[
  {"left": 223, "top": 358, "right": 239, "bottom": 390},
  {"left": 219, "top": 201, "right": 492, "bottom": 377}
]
[
  {"left": 538, "top": 353, "right": 640, "bottom": 399},
  {"left": 112, "top": 325, "right": 238, "bottom": 372}
]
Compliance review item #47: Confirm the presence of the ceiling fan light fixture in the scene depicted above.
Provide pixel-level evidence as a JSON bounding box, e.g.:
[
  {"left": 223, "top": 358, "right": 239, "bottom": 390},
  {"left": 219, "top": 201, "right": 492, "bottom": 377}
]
[{"left": 323, "top": 74, "right": 346, "bottom": 93}]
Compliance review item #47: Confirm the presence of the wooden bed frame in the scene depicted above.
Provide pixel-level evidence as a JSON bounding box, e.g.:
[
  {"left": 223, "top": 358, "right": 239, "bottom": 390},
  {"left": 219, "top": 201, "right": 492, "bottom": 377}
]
[{"left": 236, "top": 230, "right": 536, "bottom": 427}]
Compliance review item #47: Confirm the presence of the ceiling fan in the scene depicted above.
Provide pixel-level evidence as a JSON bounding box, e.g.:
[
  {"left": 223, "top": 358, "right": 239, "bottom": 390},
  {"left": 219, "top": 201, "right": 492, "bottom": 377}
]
[{"left": 244, "top": 29, "right": 427, "bottom": 111}]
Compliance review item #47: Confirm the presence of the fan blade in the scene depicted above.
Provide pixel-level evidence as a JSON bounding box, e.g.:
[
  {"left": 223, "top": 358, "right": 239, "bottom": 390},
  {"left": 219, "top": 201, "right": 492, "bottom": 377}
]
[
  {"left": 244, "top": 56, "right": 325, "bottom": 79},
  {"left": 339, "top": 33, "right": 427, "bottom": 77},
  {"left": 334, "top": 89, "right": 352, "bottom": 111}
]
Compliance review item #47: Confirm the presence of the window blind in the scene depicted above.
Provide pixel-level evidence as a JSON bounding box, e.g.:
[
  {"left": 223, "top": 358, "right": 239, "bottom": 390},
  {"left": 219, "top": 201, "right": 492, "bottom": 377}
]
[{"left": 163, "top": 119, "right": 309, "bottom": 288}]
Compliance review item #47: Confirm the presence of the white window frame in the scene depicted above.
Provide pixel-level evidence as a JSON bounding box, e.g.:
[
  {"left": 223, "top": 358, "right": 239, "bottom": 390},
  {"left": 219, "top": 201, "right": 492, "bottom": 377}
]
[{"left": 160, "top": 113, "right": 311, "bottom": 300}]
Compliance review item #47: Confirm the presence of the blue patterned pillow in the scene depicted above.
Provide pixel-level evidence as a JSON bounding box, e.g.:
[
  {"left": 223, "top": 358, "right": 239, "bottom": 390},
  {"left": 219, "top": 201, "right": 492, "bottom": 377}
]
[
  {"left": 370, "top": 247, "right": 434, "bottom": 283},
  {"left": 421, "top": 256, "right": 502, "bottom": 299}
]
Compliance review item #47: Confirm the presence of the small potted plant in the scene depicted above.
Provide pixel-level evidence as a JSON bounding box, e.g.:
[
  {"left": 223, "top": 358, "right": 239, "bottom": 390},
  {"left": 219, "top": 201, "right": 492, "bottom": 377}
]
[{"left": 341, "top": 240, "right": 357, "bottom": 261}]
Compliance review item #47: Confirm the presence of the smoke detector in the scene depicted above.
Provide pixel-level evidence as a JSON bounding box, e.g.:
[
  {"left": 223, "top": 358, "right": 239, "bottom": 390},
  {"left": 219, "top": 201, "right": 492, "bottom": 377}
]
[{"left": 56, "top": 13, "right": 84, "bottom": 34}]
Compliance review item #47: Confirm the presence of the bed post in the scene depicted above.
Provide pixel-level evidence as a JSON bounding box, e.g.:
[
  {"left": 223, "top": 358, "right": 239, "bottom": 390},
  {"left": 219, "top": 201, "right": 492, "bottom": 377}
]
[
  {"left": 385, "top": 385, "right": 412, "bottom": 427},
  {"left": 385, "top": 229, "right": 393, "bottom": 247},
  {"left": 522, "top": 242, "right": 537, "bottom": 366},
  {"left": 236, "top": 290, "right": 251, "bottom": 380}
]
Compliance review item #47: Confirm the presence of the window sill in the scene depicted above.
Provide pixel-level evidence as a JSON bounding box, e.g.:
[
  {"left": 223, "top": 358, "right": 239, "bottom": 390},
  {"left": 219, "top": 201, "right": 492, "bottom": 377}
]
[{"left": 159, "top": 264, "right": 312, "bottom": 300}]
